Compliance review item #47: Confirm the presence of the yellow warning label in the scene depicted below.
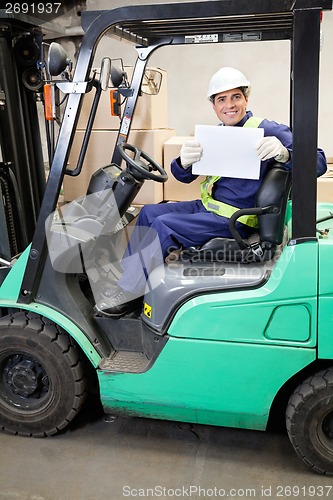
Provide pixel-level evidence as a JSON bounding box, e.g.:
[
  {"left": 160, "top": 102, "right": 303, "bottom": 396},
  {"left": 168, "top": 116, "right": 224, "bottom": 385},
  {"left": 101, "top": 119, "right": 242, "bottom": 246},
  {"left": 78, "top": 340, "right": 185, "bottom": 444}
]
[{"left": 143, "top": 303, "right": 152, "bottom": 318}]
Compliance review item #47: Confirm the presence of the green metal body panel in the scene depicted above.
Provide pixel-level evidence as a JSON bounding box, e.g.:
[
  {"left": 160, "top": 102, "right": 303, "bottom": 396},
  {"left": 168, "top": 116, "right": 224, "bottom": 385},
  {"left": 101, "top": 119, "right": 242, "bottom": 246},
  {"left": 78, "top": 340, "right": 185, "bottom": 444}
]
[
  {"left": 0, "top": 247, "right": 102, "bottom": 367},
  {"left": 98, "top": 242, "right": 320, "bottom": 429},
  {"left": 317, "top": 203, "right": 333, "bottom": 359},
  {"left": 0, "top": 247, "right": 31, "bottom": 301},
  {"left": 98, "top": 339, "right": 315, "bottom": 430},
  {"left": 169, "top": 242, "right": 318, "bottom": 346},
  {"left": 318, "top": 244, "right": 333, "bottom": 359}
]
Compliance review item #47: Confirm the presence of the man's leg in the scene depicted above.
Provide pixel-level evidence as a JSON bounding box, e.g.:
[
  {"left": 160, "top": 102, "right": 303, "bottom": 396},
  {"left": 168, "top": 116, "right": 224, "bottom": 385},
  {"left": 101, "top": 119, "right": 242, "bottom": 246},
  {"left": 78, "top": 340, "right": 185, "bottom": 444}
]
[
  {"left": 95, "top": 200, "right": 249, "bottom": 317},
  {"left": 94, "top": 200, "right": 202, "bottom": 317}
]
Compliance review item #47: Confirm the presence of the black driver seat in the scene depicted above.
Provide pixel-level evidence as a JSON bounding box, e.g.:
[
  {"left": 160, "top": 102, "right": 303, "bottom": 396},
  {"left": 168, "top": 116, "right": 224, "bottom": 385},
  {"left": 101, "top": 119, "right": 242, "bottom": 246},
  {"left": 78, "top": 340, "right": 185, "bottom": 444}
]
[{"left": 180, "top": 166, "right": 292, "bottom": 263}]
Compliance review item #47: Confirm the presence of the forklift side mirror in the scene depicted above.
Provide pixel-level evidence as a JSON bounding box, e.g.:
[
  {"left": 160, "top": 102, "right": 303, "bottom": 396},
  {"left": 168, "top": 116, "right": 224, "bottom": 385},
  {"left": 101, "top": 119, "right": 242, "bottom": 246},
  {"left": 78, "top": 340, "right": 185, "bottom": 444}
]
[
  {"left": 141, "top": 69, "right": 162, "bottom": 95},
  {"left": 100, "top": 57, "right": 111, "bottom": 91}
]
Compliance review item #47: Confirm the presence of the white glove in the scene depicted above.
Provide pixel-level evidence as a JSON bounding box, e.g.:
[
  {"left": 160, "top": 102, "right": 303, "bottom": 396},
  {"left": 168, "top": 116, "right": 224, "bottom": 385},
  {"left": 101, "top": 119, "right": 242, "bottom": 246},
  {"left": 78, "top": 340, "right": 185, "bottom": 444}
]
[
  {"left": 256, "top": 136, "right": 289, "bottom": 163},
  {"left": 180, "top": 140, "right": 203, "bottom": 168}
]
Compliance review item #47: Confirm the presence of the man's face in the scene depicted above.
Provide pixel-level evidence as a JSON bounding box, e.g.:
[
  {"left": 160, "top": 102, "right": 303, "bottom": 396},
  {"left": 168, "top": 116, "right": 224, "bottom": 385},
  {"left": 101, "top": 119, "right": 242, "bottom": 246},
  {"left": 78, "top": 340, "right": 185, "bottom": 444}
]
[{"left": 212, "top": 88, "right": 248, "bottom": 126}]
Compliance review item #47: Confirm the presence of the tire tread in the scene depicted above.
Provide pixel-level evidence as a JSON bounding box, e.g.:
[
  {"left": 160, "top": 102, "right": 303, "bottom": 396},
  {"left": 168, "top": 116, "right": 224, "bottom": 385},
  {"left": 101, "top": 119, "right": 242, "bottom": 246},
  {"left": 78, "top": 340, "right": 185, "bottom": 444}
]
[
  {"left": 286, "top": 367, "right": 333, "bottom": 476},
  {"left": 0, "top": 311, "right": 88, "bottom": 437}
]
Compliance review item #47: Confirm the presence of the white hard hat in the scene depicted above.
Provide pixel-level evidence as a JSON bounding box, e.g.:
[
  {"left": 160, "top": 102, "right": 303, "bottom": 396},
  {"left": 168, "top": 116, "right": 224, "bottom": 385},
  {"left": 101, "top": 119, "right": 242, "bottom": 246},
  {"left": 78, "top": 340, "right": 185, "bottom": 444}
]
[{"left": 207, "top": 67, "right": 251, "bottom": 100}]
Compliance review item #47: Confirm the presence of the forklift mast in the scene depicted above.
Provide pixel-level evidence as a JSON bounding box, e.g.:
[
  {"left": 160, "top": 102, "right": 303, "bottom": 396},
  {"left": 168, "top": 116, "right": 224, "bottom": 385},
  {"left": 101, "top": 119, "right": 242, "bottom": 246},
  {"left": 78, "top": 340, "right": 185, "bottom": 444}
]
[
  {"left": 0, "top": 19, "right": 45, "bottom": 258},
  {"left": 0, "top": 1, "right": 85, "bottom": 260}
]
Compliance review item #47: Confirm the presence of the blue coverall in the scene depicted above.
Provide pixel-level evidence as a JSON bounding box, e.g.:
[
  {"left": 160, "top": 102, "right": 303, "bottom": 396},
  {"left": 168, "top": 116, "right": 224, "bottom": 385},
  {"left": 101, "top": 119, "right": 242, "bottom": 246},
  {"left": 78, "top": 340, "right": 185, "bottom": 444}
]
[{"left": 117, "top": 111, "right": 327, "bottom": 295}]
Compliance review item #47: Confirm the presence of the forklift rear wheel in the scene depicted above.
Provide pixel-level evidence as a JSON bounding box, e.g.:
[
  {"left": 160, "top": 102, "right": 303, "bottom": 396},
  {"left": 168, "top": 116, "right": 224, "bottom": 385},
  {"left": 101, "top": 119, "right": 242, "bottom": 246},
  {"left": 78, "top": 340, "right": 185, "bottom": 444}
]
[
  {"left": 0, "top": 311, "right": 88, "bottom": 436},
  {"left": 286, "top": 367, "right": 333, "bottom": 475}
]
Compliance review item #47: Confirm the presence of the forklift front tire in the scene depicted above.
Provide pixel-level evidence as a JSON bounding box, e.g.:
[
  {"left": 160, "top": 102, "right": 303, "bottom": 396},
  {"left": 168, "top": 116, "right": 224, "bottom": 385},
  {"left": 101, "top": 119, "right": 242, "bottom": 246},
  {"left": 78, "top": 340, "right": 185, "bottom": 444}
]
[
  {"left": 0, "top": 311, "right": 88, "bottom": 437},
  {"left": 286, "top": 367, "right": 333, "bottom": 476}
]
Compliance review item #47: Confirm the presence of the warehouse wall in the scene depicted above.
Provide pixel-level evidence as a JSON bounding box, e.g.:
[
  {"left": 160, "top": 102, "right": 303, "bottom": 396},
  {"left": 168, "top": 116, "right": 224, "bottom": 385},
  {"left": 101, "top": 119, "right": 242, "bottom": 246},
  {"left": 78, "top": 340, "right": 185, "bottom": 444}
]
[{"left": 87, "top": 0, "right": 332, "bottom": 157}]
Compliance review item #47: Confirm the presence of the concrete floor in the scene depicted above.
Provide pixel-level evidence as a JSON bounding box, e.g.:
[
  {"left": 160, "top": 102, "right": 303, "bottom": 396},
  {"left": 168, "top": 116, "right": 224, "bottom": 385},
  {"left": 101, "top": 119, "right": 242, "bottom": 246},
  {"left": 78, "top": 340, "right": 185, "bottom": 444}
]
[{"left": 0, "top": 398, "right": 332, "bottom": 500}]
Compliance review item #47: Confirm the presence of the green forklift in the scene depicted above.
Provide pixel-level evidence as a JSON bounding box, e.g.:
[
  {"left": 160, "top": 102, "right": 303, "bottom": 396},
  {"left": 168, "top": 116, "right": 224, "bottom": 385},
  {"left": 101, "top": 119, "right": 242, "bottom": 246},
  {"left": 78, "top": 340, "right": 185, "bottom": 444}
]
[{"left": 0, "top": 0, "right": 333, "bottom": 476}]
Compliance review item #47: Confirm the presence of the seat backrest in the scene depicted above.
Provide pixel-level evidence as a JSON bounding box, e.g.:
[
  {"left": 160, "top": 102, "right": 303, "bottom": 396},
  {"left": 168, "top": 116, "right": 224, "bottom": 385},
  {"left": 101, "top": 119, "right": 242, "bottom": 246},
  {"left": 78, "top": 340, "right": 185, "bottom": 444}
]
[{"left": 255, "top": 166, "right": 291, "bottom": 245}]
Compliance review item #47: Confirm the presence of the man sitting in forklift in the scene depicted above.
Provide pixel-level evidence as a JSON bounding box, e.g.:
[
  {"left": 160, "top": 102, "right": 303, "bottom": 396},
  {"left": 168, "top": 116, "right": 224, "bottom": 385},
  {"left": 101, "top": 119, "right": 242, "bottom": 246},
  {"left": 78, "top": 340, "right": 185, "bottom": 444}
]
[{"left": 94, "top": 66, "right": 327, "bottom": 318}]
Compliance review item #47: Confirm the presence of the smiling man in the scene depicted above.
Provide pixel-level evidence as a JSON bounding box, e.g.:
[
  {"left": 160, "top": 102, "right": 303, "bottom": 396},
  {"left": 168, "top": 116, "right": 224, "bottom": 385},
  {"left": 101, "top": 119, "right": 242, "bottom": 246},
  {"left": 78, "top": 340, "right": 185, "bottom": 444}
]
[
  {"left": 95, "top": 67, "right": 327, "bottom": 317},
  {"left": 213, "top": 87, "right": 247, "bottom": 125}
]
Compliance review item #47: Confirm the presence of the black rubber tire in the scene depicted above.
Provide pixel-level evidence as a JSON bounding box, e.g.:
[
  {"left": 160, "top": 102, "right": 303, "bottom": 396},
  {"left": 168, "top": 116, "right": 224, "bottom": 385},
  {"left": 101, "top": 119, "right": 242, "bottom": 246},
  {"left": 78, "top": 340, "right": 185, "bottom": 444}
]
[
  {"left": 0, "top": 311, "right": 88, "bottom": 436},
  {"left": 286, "top": 367, "right": 333, "bottom": 475}
]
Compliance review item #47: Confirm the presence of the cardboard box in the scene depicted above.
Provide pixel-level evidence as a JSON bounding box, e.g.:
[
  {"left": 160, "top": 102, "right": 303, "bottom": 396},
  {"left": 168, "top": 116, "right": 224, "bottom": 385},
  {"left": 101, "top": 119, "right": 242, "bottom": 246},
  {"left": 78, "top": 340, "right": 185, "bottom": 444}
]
[
  {"left": 322, "top": 162, "right": 333, "bottom": 178},
  {"left": 77, "top": 67, "right": 168, "bottom": 131},
  {"left": 63, "top": 129, "right": 175, "bottom": 204},
  {"left": 317, "top": 177, "right": 333, "bottom": 203},
  {"left": 163, "top": 136, "right": 205, "bottom": 201}
]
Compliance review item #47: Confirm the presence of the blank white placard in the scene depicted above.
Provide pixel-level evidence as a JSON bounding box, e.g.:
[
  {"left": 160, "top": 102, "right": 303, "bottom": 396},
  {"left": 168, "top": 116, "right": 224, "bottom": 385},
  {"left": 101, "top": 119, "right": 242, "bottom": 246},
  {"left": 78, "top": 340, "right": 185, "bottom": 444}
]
[{"left": 193, "top": 124, "right": 264, "bottom": 179}]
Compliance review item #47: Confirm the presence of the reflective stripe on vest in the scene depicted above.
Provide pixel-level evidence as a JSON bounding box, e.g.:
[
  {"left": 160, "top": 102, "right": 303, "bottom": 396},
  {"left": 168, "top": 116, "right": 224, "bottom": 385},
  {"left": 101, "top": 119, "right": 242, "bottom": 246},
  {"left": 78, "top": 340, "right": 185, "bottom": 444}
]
[{"left": 200, "top": 116, "right": 263, "bottom": 228}]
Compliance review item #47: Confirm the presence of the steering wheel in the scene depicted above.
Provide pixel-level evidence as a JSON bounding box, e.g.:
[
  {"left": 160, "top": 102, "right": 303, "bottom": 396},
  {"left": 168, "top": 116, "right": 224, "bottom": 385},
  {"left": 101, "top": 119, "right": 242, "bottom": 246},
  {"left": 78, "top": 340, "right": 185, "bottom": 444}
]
[{"left": 117, "top": 143, "right": 168, "bottom": 183}]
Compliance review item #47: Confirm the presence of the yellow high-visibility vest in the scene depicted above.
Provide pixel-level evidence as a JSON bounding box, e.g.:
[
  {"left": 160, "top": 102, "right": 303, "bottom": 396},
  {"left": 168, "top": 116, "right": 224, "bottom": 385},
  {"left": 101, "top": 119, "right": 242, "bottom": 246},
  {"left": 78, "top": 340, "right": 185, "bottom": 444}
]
[{"left": 200, "top": 116, "right": 263, "bottom": 228}]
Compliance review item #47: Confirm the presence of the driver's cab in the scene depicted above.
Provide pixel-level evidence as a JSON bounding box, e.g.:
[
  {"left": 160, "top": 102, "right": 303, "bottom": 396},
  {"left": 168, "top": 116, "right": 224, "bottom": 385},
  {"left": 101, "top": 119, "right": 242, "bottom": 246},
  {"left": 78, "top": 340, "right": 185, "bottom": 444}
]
[
  {"left": 44, "top": 31, "right": 296, "bottom": 332},
  {"left": 18, "top": 0, "right": 327, "bottom": 340}
]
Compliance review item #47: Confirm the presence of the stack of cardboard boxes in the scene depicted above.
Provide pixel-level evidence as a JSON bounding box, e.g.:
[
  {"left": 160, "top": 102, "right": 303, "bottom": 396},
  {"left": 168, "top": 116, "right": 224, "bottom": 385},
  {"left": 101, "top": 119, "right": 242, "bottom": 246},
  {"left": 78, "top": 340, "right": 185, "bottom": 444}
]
[
  {"left": 163, "top": 136, "right": 205, "bottom": 201},
  {"left": 63, "top": 67, "right": 175, "bottom": 204},
  {"left": 317, "top": 158, "right": 333, "bottom": 203}
]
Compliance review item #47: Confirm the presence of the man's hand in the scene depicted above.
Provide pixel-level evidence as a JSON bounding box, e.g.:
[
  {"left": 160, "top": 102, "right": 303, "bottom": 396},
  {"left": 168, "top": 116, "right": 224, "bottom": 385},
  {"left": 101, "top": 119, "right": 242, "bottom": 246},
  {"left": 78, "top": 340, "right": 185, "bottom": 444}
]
[
  {"left": 256, "top": 136, "right": 289, "bottom": 163},
  {"left": 180, "top": 140, "right": 203, "bottom": 168}
]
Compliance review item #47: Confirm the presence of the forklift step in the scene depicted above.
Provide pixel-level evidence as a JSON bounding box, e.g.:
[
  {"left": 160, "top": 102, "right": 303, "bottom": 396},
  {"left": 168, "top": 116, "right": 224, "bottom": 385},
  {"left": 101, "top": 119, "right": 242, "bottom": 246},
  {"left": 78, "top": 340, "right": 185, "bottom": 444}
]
[{"left": 99, "top": 351, "right": 150, "bottom": 373}]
